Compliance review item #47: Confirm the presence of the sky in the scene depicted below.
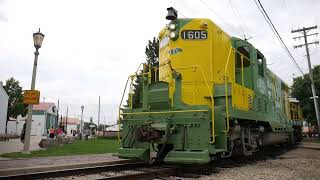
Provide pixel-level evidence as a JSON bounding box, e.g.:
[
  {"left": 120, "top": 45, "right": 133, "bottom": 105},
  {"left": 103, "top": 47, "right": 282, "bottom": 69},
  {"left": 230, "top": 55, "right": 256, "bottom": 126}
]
[{"left": 0, "top": 0, "right": 319, "bottom": 125}]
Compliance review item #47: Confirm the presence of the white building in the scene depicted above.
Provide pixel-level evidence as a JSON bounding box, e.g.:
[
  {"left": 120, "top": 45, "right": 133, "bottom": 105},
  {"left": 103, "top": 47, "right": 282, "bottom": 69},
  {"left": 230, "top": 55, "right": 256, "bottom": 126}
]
[
  {"left": 32, "top": 102, "right": 58, "bottom": 136},
  {"left": 0, "top": 81, "right": 9, "bottom": 135},
  {"left": 6, "top": 102, "right": 58, "bottom": 136},
  {"left": 6, "top": 116, "right": 25, "bottom": 135},
  {"left": 61, "top": 117, "right": 80, "bottom": 134}
]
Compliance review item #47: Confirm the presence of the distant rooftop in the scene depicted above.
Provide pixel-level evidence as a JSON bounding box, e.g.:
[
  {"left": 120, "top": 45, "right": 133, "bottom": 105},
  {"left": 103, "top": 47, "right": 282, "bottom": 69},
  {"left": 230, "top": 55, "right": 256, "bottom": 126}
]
[
  {"left": 61, "top": 117, "right": 80, "bottom": 125},
  {"left": 33, "top": 102, "right": 55, "bottom": 111}
]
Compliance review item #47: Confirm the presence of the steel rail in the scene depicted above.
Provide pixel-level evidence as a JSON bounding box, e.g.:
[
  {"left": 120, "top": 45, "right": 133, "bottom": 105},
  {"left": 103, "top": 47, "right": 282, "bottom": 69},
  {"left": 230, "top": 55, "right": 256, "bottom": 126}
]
[
  {"left": 1, "top": 161, "right": 147, "bottom": 180},
  {"left": 97, "top": 166, "right": 181, "bottom": 180}
]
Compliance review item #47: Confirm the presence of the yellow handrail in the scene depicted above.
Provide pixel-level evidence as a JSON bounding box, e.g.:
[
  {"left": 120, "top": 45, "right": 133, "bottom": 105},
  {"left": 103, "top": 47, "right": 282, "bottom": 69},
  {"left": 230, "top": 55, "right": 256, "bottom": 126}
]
[
  {"left": 117, "top": 72, "right": 150, "bottom": 141},
  {"left": 118, "top": 75, "right": 131, "bottom": 141},
  {"left": 173, "top": 65, "right": 215, "bottom": 144},
  {"left": 224, "top": 47, "right": 233, "bottom": 133},
  {"left": 224, "top": 47, "right": 252, "bottom": 132},
  {"left": 241, "top": 55, "right": 244, "bottom": 109}
]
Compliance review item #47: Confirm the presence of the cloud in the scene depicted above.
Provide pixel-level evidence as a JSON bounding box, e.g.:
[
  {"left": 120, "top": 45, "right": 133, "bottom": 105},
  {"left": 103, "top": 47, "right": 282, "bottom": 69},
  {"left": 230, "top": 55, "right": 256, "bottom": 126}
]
[
  {"left": 0, "top": 12, "right": 8, "bottom": 22},
  {"left": 1, "top": 0, "right": 319, "bottom": 124},
  {"left": 0, "top": 0, "right": 8, "bottom": 22}
]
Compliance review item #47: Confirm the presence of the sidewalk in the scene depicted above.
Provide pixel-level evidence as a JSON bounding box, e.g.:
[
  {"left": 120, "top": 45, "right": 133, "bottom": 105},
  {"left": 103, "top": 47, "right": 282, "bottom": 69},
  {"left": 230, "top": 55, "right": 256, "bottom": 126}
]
[{"left": 0, "top": 136, "right": 44, "bottom": 155}]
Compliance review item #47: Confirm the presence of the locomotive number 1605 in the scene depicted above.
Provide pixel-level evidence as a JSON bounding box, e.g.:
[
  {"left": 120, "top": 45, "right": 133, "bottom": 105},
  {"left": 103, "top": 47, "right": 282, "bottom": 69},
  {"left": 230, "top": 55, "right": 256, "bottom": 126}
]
[{"left": 181, "top": 30, "right": 207, "bottom": 40}]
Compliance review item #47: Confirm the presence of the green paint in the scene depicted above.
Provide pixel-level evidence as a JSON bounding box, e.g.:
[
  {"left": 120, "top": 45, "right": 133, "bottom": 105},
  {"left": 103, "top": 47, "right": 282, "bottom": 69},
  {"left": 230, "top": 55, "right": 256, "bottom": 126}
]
[{"left": 118, "top": 35, "right": 303, "bottom": 164}]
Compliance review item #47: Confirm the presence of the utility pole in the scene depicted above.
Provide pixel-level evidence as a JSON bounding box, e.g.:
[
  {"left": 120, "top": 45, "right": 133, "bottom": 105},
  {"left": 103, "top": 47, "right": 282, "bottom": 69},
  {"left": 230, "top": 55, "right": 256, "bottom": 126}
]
[
  {"left": 292, "top": 25, "right": 320, "bottom": 136},
  {"left": 98, "top": 96, "right": 101, "bottom": 135},
  {"left": 66, "top": 107, "right": 68, "bottom": 134},
  {"left": 56, "top": 100, "right": 59, "bottom": 129}
]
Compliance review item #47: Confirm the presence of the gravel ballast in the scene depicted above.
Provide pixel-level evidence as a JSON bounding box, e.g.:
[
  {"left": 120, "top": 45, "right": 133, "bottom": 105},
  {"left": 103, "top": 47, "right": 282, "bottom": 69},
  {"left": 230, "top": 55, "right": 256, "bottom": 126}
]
[{"left": 182, "top": 147, "right": 320, "bottom": 180}]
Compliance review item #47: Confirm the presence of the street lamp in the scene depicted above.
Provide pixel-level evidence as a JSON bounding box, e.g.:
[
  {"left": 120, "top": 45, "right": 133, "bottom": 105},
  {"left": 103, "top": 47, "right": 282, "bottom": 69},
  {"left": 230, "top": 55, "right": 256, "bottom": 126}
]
[
  {"left": 81, "top": 105, "right": 84, "bottom": 132},
  {"left": 33, "top": 29, "right": 45, "bottom": 49},
  {"left": 23, "top": 29, "right": 45, "bottom": 153}
]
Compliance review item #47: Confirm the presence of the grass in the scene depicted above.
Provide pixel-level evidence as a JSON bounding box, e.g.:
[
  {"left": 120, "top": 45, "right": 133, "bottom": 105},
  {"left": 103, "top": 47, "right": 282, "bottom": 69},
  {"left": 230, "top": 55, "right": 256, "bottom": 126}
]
[{"left": 0, "top": 138, "right": 120, "bottom": 158}]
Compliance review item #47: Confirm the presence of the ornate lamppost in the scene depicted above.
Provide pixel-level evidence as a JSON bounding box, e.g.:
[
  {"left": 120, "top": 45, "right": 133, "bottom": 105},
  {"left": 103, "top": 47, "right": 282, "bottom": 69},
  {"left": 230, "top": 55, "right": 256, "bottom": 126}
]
[
  {"left": 23, "top": 29, "right": 45, "bottom": 153},
  {"left": 81, "top": 105, "right": 84, "bottom": 132}
]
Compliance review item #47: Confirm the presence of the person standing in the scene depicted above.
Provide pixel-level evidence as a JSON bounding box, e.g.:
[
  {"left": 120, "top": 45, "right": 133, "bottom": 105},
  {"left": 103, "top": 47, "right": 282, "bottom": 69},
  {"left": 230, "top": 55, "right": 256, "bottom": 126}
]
[
  {"left": 49, "top": 127, "right": 55, "bottom": 139},
  {"left": 20, "top": 122, "right": 26, "bottom": 143}
]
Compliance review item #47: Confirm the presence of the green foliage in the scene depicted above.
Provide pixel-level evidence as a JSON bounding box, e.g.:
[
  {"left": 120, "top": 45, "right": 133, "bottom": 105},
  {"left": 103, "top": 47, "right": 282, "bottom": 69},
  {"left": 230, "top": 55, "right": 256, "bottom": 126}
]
[
  {"left": 126, "top": 37, "right": 159, "bottom": 108},
  {"left": 0, "top": 139, "right": 119, "bottom": 158},
  {"left": 3, "top": 77, "right": 27, "bottom": 120},
  {"left": 3, "top": 77, "right": 27, "bottom": 133},
  {"left": 291, "top": 65, "right": 320, "bottom": 125},
  {"left": 145, "top": 37, "right": 159, "bottom": 67}
]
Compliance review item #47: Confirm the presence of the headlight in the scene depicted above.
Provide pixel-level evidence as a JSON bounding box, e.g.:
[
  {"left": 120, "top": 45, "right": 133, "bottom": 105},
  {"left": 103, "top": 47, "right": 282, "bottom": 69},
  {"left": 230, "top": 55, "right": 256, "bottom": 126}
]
[
  {"left": 170, "top": 31, "right": 176, "bottom": 39},
  {"left": 169, "top": 24, "right": 176, "bottom": 30}
]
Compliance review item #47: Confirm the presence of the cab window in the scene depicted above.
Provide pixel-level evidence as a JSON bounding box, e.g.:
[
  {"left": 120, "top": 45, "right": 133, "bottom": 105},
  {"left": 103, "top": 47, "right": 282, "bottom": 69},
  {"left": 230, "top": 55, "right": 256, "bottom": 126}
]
[
  {"left": 235, "top": 46, "right": 252, "bottom": 89},
  {"left": 257, "top": 50, "right": 264, "bottom": 77}
]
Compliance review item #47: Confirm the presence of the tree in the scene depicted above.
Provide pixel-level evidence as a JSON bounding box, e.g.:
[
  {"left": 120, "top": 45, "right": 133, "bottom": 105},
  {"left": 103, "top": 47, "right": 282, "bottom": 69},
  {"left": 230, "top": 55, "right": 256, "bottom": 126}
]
[
  {"left": 126, "top": 37, "right": 159, "bottom": 108},
  {"left": 145, "top": 37, "right": 159, "bottom": 68},
  {"left": 3, "top": 77, "right": 27, "bottom": 134},
  {"left": 291, "top": 65, "right": 320, "bottom": 125}
]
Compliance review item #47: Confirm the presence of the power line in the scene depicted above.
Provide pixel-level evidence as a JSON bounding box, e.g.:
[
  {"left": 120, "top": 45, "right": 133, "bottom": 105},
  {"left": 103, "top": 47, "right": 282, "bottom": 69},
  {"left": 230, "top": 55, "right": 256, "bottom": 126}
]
[
  {"left": 178, "top": 11, "right": 187, "bottom": 18},
  {"left": 199, "top": 0, "right": 243, "bottom": 37},
  {"left": 252, "top": 0, "right": 304, "bottom": 75},
  {"left": 228, "top": 0, "right": 249, "bottom": 37}
]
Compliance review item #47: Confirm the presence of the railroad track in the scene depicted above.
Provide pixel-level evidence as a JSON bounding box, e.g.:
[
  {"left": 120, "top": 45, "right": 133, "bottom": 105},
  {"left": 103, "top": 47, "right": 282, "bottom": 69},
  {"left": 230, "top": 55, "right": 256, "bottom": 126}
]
[
  {"left": 95, "top": 166, "right": 181, "bottom": 180},
  {"left": 1, "top": 161, "right": 149, "bottom": 180},
  {"left": 1, "top": 146, "right": 299, "bottom": 180},
  {"left": 2, "top": 161, "right": 183, "bottom": 180}
]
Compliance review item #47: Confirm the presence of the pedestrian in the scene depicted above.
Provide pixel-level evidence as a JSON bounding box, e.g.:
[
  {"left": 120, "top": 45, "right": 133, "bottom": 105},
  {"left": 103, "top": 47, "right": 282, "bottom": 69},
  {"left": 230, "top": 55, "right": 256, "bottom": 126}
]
[
  {"left": 20, "top": 122, "right": 26, "bottom": 143},
  {"left": 57, "top": 128, "right": 63, "bottom": 135},
  {"left": 49, "top": 127, "right": 55, "bottom": 139},
  {"left": 46, "top": 128, "right": 49, "bottom": 138}
]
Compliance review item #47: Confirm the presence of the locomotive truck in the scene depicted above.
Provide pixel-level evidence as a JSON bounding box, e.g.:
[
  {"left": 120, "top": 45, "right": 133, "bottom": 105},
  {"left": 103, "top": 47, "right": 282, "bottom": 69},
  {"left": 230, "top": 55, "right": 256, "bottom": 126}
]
[{"left": 118, "top": 7, "right": 303, "bottom": 164}]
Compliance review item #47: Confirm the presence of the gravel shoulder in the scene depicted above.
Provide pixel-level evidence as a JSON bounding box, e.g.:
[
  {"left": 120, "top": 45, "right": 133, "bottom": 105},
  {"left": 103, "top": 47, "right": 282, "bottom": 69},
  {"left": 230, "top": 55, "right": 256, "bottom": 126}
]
[{"left": 183, "top": 147, "right": 320, "bottom": 180}]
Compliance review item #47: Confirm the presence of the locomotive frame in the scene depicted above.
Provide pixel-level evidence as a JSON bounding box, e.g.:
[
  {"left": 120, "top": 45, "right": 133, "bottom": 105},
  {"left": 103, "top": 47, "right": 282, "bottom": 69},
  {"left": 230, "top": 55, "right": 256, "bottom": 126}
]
[{"left": 118, "top": 12, "right": 303, "bottom": 164}]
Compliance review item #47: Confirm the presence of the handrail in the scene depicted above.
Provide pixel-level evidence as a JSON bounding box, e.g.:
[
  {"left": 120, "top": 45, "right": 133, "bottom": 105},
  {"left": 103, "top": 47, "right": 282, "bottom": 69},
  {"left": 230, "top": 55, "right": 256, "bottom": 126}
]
[
  {"left": 241, "top": 55, "right": 244, "bottom": 109},
  {"left": 224, "top": 47, "right": 253, "bottom": 132},
  {"left": 173, "top": 65, "right": 215, "bottom": 144},
  {"left": 118, "top": 72, "right": 150, "bottom": 141},
  {"left": 118, "top": 62, "right": 158, "bottom": 141},
  {"left": 224, "top": 47, "right": 233, "bottom": 133},
  {"left": 234, "top": 48, "right": 252, "bottom": 62},
  {"left": 118, "top": 75, "right": 131, "bottom": 141}
]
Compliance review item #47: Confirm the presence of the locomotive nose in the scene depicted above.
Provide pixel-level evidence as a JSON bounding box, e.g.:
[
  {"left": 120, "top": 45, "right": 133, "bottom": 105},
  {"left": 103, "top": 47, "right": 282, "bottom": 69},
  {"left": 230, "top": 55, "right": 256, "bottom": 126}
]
[{"left": 136, "top": 127, "right": 162, "bottom": 142}]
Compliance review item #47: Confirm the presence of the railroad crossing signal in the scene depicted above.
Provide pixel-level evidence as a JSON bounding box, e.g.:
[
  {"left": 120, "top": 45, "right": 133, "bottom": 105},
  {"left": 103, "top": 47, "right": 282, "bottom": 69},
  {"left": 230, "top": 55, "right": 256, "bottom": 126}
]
[{"left": 23, "top": 90, "right": 40, "bottom": 104}]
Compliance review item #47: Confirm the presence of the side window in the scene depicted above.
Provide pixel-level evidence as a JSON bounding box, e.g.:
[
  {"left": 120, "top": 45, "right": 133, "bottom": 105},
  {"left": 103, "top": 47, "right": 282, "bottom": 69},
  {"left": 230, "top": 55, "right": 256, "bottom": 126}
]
[
  {"left": 236, "top": 46, "right": 250, "bottom": 65},
  {"left": 257, "top": 51, "right": 264, "bottom": 77},
  {"left": 235, "top": 46, "right": 252, "bottom": 89}
]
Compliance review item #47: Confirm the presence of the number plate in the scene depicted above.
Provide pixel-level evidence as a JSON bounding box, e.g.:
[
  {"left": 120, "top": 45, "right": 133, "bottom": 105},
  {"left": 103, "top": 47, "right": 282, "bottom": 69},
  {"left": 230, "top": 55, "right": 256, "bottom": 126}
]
[{"left": 181, "top": 30, "right": 207, "bottom": 40}]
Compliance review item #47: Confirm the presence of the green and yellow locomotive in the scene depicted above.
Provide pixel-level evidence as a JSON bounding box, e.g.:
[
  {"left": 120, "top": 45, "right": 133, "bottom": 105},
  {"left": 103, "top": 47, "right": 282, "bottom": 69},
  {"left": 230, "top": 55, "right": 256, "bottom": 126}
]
[{"left": 118, "top": 7, "right": 303, "bottom": 164}]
